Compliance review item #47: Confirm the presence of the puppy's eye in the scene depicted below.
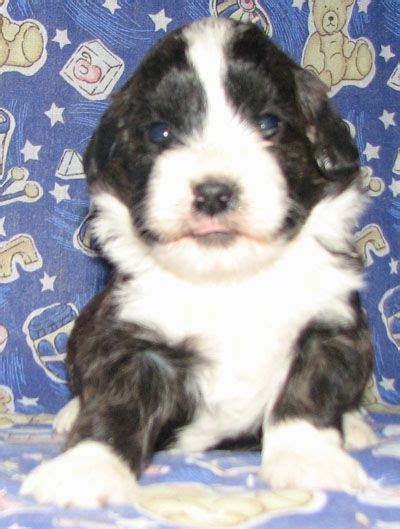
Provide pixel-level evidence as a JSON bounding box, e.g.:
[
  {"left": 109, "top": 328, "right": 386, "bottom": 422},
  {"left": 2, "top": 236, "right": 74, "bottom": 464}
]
[
  {"left": 148, "top": 122, "right": 173, "bottom": 144},
  {"left": 257, "top": 114, "right": 281, "bottom": 139}
]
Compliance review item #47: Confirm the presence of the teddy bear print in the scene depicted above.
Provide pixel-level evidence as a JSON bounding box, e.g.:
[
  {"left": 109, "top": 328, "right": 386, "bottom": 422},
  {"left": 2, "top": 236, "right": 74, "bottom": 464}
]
[
  {"left": 302, "top": 0, "right": 374, "bottom": 91},
  {"left": 0, "top": 0, "right": 46, "bottom": 73}
]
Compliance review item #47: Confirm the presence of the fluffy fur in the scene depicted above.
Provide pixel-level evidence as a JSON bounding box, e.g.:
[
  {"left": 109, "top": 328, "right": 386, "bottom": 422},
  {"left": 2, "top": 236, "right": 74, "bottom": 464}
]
[{"left": 22, "top": 17, "right": 376, "bottom": 506}]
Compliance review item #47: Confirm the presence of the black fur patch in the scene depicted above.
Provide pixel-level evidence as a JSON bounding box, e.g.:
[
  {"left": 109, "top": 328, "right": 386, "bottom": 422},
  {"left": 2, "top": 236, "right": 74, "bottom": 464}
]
[
  {"left": 66, "top": 284, "right": 201, "bottom": 474},
  {"left": 272, "top": 293, "right": 373, "bottom": 433}
]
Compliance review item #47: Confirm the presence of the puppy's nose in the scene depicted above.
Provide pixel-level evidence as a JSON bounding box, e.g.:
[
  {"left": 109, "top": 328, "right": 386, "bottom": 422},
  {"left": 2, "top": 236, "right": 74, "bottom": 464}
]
[{"left": 193, "top": 180, "right": 237, "bottom": 216}]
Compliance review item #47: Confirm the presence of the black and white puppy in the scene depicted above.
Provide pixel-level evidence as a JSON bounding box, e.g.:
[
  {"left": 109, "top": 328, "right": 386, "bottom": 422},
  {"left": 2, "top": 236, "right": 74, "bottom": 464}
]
[{"left": 22, "top": 17, "right": 376, "bottom": 507}]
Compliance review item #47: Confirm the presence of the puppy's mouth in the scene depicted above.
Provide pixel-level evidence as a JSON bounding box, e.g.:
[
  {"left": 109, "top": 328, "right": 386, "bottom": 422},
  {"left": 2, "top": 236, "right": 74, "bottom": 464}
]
[
  {"left": 155, "top": 217, "right": 276, "bottom": 248},
  {"left": 186, "top": 217, "right": 236, "bottom": 246}
]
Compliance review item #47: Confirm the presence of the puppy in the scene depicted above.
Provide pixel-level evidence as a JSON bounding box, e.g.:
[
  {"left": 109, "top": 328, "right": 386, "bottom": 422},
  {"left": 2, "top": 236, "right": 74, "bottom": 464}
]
[{"left": 22, "top": 17, "right": 376, "bottom": 507}]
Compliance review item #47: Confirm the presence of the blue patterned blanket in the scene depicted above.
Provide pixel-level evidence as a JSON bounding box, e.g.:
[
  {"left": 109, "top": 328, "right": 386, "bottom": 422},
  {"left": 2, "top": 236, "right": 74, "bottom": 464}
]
[{"left": 0, "top": 415, "right": 400, "bottom": 528}]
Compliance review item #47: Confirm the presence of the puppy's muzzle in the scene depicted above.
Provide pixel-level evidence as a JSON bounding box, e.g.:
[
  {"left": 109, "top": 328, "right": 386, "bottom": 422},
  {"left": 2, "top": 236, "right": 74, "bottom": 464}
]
[{"left": 187, "top": 179, "right": 239, "bottom": 246}]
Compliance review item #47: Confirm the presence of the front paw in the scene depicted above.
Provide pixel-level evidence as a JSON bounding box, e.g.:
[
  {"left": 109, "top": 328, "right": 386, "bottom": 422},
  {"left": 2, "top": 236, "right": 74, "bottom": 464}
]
[
  {"left": 21, "top": 440, "right": 138, "bottom": 508},
  {"left": 261, "top": 420, "right": 370, "bottom": 492}
]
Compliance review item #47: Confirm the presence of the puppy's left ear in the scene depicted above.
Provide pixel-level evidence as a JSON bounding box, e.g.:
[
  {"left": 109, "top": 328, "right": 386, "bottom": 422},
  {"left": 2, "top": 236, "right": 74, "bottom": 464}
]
[{"left": 294, "top": 68, "right": 360, "bottom": 185}]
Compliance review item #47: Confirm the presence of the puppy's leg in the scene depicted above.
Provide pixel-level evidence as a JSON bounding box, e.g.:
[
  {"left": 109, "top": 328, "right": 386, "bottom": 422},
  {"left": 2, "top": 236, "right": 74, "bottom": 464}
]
[
  {"left": 22, "top": 316, "right": 198, "bottom": 507},
  {"left": 262, "top": 309, "right": 374, "bottom": 492}
]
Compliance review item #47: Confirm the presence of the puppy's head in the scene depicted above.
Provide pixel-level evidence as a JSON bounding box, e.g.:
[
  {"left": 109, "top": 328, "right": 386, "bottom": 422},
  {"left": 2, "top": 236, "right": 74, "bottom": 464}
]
[{"left": 85, "top": 18, "right": 362, "bottom": 281}]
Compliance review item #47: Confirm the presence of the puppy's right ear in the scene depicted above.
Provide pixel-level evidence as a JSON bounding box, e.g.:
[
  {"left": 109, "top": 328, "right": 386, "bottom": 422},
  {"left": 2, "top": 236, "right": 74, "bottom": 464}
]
[{"left": 294, "top": 68, "right": 360, "bottom": 187}]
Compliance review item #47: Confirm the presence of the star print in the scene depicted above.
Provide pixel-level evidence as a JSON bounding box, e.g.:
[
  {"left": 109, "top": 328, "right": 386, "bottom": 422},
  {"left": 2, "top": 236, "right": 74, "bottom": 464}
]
[
  {"left": 292, "top": 0, "right": 306, "bottom": 8},
  {"left": 21, "top": 140, "right": 42, "bottom": 162},
  {"left": 44, "top": 103, "right": 65, "bottom": 127},
  {"left": 379, "top": 377, "right": 396, "bottom": 392},
  {"left": 0, "top": 217, "right": 5, "bottom": 236},
  {"left": 363, "top": 142, "right": 380, "bottom": 161},
  {"left": 17, "top": 396, "right": 39, "bottom": 407},
  {"left": 149, "top": 9, "right": 172, "bottom": 32},
  {"left": 357, "top": 0, "right": 371, "bottom": 13},
  {"left": 378, "top": 110, "right": 396, "bottom": 129},
  {"left": 379, "top": 45, "right": 395, "bottom": 62},
  {"left": 103, "top": 0, "right": 121, "bottom": 14},
  {"left": 52, "top": 29, "right": 71, "bottom": 49},
  {"left": 50, "top": 183, "right": 71, "bottom": 203},
  {"left": 389, "top": 178, "right": 400, "bottom": 197},
  {"left": 40, "top": 272, "right": 56, "bottom": 291},
  {"left": 389, "top": 257, "right": 398, "bottom": 274}
]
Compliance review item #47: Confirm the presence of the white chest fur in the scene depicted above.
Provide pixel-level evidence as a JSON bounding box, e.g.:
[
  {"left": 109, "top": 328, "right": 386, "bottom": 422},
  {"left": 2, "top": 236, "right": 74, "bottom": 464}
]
[{"left": 115, "top": 222, "right": 360, "bottom": 447}]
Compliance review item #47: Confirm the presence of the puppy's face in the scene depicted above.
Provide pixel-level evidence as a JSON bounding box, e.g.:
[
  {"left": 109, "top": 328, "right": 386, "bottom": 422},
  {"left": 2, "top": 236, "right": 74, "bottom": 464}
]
[{"left": 86, "top": 18, "right": 360, "bottom": 281}]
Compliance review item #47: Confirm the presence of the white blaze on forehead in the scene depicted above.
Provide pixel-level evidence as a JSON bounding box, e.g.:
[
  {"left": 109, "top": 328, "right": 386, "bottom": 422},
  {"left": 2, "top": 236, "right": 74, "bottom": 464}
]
[
  {"left": 183, "top": 18, "right": 253, "bottom": 149},
  {"left": 183, "top": 19, "right": 232, "bottom": 123}
]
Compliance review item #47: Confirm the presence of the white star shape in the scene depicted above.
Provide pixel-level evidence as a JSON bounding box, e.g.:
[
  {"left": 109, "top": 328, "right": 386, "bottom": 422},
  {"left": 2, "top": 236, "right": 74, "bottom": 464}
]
[
  {"left": 379, "top": 109, "right": 396, "bottom": 129},
  {"left": 379, "top": 45, "right": 395, "bottom": 62},
  {"left": 21, "top": 140, "right": 42, "bottom": 162},
  {"left": 292, "top": 0, "right": 306, "bottom": 8},
  {"left": 379, "top": 377, "right": 396, "bottom": 392},
  {"left": 50, "top": 183, "right": 71, "bottom": 203},
  {"left": 40, "top": 272, "right": 56, "bottom": 291},
  {"left": 44, "top": 103, "right": 65, "bottom": 127},
  {"left": 103, "top": 0, "right": 121, "bottom": 14},
  {"left": 149, "top": 9, "right": 172, "bottom": 32},
  {"left": 357, "top": 0, "right": 371, "bottom": 13},
  {"left": 389, "top": 178, "right": 400, "bottom": 197},
  {"left": 0, "top": 217, "right": 5, "bottom": 236},
  {"left": 389, "top": 257, "right": 398, "bottom": 274},
  {"left": 363, "top": 142, "right": 380, "bottom": 161},
  {"left": 52, "top": 28, "right": 71, "bottom": 49},
  {"left": 17, "top": 396, "right": 39, "bottom": 407}
]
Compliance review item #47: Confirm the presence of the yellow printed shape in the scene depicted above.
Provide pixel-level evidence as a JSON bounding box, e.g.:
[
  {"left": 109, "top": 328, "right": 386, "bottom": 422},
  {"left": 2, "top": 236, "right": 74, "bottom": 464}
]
[
  {"left": 0, "top": 0, "right": 47, "bottom": 75},
  {"left": 302, "top": 0, "right": 375, "bottom": 94},
  {"left": 137, "top": 483, "right": 325, "bottom": 527},
  {"left": 354, "top": 224, "right": 389, "bottom": 267},
  {"left": 0, "top": 233, "right": 42, "bottom": 282}
]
